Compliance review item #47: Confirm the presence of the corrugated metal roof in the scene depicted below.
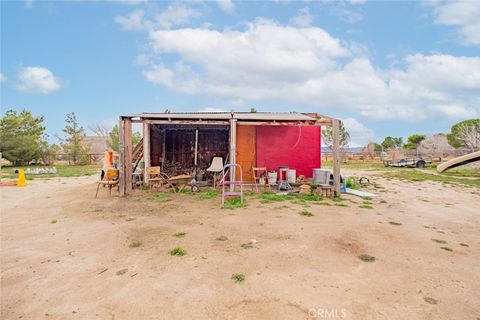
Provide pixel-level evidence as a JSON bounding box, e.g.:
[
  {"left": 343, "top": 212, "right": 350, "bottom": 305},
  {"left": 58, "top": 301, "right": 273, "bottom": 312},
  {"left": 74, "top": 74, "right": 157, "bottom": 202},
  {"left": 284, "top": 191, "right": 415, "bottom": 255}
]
[
  {"left": 129, "top": 112, "right": 317, "bottom": 121},
  {"left": 233, "top": 112, "right": 315, "bottom": 121},
  {"left": 131, "top": 112, "right": 232, "bottom": 120}
]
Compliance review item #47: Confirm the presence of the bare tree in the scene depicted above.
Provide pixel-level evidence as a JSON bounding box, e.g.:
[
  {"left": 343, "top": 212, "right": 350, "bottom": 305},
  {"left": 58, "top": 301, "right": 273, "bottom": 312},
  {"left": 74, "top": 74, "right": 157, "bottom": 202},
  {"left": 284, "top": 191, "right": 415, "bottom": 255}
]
[
  {"left": 447, "top": 119, "right": 480, "bottom": 152},
  {"left": 88, "top": 123, "right": 109, "bottom": 137},
  {"left": 322, "top": 122, "right": 350, "bottom": 152},
  {"left": 456, "top": 122, "right": 480, "bottom": 152}
]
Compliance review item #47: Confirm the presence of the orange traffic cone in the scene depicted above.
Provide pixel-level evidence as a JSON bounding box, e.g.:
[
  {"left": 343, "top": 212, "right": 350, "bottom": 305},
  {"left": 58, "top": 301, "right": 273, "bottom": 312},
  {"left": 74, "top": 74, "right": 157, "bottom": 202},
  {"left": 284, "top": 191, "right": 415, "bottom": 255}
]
[{"left": 17, "top": 169, "right": 26, "bottom": 187}]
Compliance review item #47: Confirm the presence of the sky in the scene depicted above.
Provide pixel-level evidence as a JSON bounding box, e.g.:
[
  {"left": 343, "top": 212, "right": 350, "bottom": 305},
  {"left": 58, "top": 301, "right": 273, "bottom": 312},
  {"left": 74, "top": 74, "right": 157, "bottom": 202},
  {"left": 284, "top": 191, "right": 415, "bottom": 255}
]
[{"left": 1, "top": 0, "right": 479, "bottom": 147}]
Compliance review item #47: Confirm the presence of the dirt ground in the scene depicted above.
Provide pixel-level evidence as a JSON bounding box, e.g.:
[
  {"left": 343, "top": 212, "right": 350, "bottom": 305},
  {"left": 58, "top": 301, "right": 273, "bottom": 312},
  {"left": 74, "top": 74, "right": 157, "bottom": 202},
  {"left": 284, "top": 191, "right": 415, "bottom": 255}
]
[{"left": 1, "top": 172, "right": 479, "bottom": 320}]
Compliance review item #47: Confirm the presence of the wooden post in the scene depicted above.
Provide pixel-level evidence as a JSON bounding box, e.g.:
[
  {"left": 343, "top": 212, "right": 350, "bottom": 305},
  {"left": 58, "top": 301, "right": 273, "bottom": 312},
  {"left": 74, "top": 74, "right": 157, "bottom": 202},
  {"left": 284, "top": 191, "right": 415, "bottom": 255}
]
[
  {"left": 332, "top": 119, "right": 341, "bottom": 195},
  {"left": 194, "top": 128, "right": 199, "bottom": 167},
  {"left": 229, "top": 119, "right": 237, "bottom": 191},
  {"left": 119, "top": 117, "right": 133, "bottom": 196},
  {"left": 125, "top": 118, "right": 133, "bottom": 195},
  {"left": 143, "top": 121, "right": 150, "bottom": 184},
  {"left": 119, "top": 117, "right": 126, "bottom": 197},
  {"left": 161, "top": 129, "right": 166, "bottom": 172}
]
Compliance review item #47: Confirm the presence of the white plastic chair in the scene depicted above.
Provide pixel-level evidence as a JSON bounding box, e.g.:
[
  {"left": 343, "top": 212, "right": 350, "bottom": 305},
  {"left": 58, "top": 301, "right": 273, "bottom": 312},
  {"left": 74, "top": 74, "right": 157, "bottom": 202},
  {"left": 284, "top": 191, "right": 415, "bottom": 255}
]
[{"left": 207, "top": 157, "right": 224, "bottom": 188}]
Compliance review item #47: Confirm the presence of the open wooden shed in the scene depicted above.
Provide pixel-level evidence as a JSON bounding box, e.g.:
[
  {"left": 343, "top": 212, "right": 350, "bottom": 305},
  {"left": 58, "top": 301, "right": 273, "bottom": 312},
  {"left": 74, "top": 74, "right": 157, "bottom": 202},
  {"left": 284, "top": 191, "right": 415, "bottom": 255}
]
[{"left": 118, "top": 112, "right": 342, "bottom": 196}]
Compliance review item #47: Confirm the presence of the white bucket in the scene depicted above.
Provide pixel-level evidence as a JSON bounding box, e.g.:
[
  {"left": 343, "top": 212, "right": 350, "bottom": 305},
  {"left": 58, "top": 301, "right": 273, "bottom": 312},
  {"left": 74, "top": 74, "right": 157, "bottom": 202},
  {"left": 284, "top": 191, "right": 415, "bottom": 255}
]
[
  {"left": 268, "top": 171, "right": 277, "bottom": 185},
  {"left": 287, "top": 169, "right": 296, "bottom": 184}
]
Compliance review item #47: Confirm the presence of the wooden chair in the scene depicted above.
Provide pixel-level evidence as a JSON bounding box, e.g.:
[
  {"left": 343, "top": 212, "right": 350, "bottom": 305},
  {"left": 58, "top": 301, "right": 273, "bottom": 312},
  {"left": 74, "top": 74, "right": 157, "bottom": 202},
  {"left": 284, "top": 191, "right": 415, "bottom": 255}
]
[
  {"left": 146, "top": 166, "right": 170, "bottom": 191},
  {"left": 252, "top": 167, "right": 269, "bottom": 192},
  {"left": 147, "top": 166, "right": 161, "bottom": 190},
  {"left": 95, "top": 169, "right": 119, "bottom": 198}
]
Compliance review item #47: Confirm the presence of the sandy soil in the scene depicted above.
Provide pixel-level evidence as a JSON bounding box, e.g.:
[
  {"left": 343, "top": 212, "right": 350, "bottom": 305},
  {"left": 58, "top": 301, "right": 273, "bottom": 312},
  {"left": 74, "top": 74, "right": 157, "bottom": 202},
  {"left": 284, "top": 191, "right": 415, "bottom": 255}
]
[{"left": 1, "top": 173, "right": 479, "bottom": 320}]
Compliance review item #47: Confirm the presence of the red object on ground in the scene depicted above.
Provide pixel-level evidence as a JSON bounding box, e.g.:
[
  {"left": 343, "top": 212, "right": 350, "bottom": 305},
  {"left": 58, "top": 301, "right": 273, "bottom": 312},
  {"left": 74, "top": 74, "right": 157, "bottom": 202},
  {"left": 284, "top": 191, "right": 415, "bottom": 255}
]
[{"left": 256, "top": 126, "right": 321, "bottom": 178}]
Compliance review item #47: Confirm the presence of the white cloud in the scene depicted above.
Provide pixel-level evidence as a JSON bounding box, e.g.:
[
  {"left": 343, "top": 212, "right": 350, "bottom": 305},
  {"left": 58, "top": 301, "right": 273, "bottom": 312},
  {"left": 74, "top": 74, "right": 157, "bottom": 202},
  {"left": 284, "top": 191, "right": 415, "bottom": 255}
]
[
  {"left": 215, "top": 0, "right": 234, "bottom": 13},
  {"left": 155, "top": 3, "right": 201, "bottom": 29},
  {"left": 17, "top": 66, "right": 63, "bottom": 94},
  {"left": 342, "top": 117, "right": 374, "bottom": 147},
  {"left": 198, "top": 107, "right": 229, "bottom": 112},
  {"left": 430, "top": 0, "right": 480, "bottom": 45},
  {"left": 120, "top": 0, "right": 147, "bottom": 5},
  {"left": 115, "top": 4, "right": 201, "bottom": 31},
  {"left": 427, "top": 104, "right": 478, "bottom": 120},
  {"left": 115, "top": 10, "right": 146, "bottom": 30},
  {"left": 0, "top": 73, "right": 6, "bottom": 83},
  {"left": 289, "top": 7, "right": 313, "bottom": 27},
  {"left": 135, "top": 53, "right": 151, "bottom": 66},
  {"left": 128, "top": 19, "right": 479, "bottom": 122},
  {"left": 329, "top": 5, "right": 363, "bottom": 23}
]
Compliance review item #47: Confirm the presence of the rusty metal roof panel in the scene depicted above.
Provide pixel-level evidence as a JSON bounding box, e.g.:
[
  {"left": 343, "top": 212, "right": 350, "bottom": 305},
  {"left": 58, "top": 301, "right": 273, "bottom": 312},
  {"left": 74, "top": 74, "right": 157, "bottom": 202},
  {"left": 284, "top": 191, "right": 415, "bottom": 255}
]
[
  {"left": 132, "top": 112, "right": 232, "bottom": 120},
  {"left": 128, "top": 112, "right": 317, "bottom": 121},
  {"left": 233, "top": 112, "right": 315, "bottom": 121}
]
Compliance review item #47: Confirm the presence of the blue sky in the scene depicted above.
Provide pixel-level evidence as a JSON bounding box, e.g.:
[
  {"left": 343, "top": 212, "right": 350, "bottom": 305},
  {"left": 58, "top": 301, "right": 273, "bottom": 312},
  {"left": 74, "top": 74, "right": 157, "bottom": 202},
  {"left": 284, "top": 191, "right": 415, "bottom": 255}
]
[{"left": 1, "top": 0, "right": 479, "bottom": 146}]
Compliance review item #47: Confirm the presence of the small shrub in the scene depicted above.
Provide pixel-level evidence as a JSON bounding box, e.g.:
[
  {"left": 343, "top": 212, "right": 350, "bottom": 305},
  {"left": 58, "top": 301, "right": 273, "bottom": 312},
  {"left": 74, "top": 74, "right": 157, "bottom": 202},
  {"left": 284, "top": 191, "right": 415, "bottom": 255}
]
[
  {"left": 358, "top": 254, "right": 375, "bottom": 262},
  {"left": 332, "top": 195, "right": 343, "bottom": 202},
  {"left": 129, "top": 239, "right": 142, "bottom": 248},
  {"left": 389, "top": 221, "right": 402, "bottom": 226},
  {"left": 170, "top": 247, "right": 186, "bottom": 256},
  {"left": 216, "top": 236, "right": 228, "bottom": 241},
  {"left": 223, "top": 197, "right": 246, "bottom": 209},
  {"left": 50, "top": 219, "right": 57, "bottom": 224},
  {"left": 459, "top": 243, "right": 469, "bottom": 247},
  {"left": 198, "top": 189, "right": 218, "bottom": 200},
  {"left": 231, "top": 273, "right": 245, "bottom": 282},
  {"left": 440, "top": 246, "right": 453, "bottom": 252},
  {"left": 153, "top": 192, "right": 170, "bottom": 203},
  {"left": 431, "top": 239, "right": 447, "bottom": 244},
  {"left": 362, "top": 196, "right": 372, "bottom": 201},
  {"left": 299, "top": 210, "right": 314, "bottom": 217},
  {"left": 241, "top": 243, "right": 253, "bottom": 249},
  {"left": 345, "top": 177, "right": 360, "bottom": 190},
  {"left": 334, "top": 203, "right": 348, "bottom": 207},
  {"left": 116, "top": 268, "right": 128, "bottom": 275},
  {"left": 297, "top": 193, "right": 323, "bottom": 202},
  {"left": 179, "top": 189, "right": 194, "bottom": 195},
  {"left": 359, "top": 205, "right": 373, "bottom": 209},
  {"left": 174, "top": 232, "right": 186, "bottom": 238},
  {"left": 424, "top": 297, "right": 438, "bottom": 305}
]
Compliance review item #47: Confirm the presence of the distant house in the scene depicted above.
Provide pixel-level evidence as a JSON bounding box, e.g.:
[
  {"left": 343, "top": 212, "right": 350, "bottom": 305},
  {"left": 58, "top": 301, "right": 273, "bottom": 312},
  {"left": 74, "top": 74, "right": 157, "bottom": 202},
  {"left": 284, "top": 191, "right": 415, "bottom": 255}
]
[{"left": 82, "top": 136, "right": 110, "bottom": 157}]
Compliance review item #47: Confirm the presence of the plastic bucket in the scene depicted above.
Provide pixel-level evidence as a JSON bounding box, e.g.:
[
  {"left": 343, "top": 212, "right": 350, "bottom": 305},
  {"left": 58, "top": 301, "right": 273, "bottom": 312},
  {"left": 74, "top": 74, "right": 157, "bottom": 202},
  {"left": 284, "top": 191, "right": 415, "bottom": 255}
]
[
  {"left": 313, "top": 169, "right": 331, "bottom": 185},
  {"left": 268, "top": 171, "right": 277, "bottom": 185},
  {"left": 287, "top": 169, "right": 296, "bottom": 184}
]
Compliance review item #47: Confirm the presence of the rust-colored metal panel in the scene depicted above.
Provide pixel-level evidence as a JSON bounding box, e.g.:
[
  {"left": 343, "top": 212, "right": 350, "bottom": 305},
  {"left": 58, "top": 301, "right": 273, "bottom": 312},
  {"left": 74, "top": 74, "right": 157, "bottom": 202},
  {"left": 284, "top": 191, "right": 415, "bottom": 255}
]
[{"left": 236, "top": 125, "right": 256, "bottom": 182}]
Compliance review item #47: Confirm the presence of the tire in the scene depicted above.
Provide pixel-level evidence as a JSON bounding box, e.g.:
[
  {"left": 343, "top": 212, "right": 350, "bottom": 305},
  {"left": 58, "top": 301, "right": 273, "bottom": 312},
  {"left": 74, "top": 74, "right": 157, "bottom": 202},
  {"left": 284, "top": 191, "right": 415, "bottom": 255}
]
[
  {"left": 416, "top": 160, "right": 426, "bottom": 168},
  {"left": 191, "top": 184, "right": 200, "bottom": 192}
]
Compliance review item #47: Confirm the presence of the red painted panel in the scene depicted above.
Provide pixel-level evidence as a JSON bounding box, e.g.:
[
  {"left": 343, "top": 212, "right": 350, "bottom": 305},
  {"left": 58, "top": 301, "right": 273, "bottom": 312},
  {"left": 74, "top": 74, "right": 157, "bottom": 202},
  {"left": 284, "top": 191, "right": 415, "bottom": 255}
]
[{"left": 256, "top": 126, "right": 321, "bottom": 178}]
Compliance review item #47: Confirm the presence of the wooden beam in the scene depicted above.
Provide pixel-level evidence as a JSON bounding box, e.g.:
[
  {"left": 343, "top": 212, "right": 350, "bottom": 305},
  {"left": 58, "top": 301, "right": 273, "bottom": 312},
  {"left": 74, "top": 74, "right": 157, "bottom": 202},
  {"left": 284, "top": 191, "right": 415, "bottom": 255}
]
[
  {"left": 144, "top": 119, "right": 229, "bottom": 125},
  {"left": 161, "top": 129, "right": 166, "bottom": 172},
  {"left": 194, "top": 128, "right": 199, "bottom": 167},
  {"left": 124, "top": 118, "right": 133, "bottom": 195},
  {"left": 229, "top": 118, "right": 237, "bottom": 191},
  {"left": 332, "top": 119, "right": 341, "bottom": 195},
  {"left": 119, "top": 117, "right": 126, "bottom": 197},
  {"left": 143, "top": 122, "right": 151, "bottom": 183}
]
